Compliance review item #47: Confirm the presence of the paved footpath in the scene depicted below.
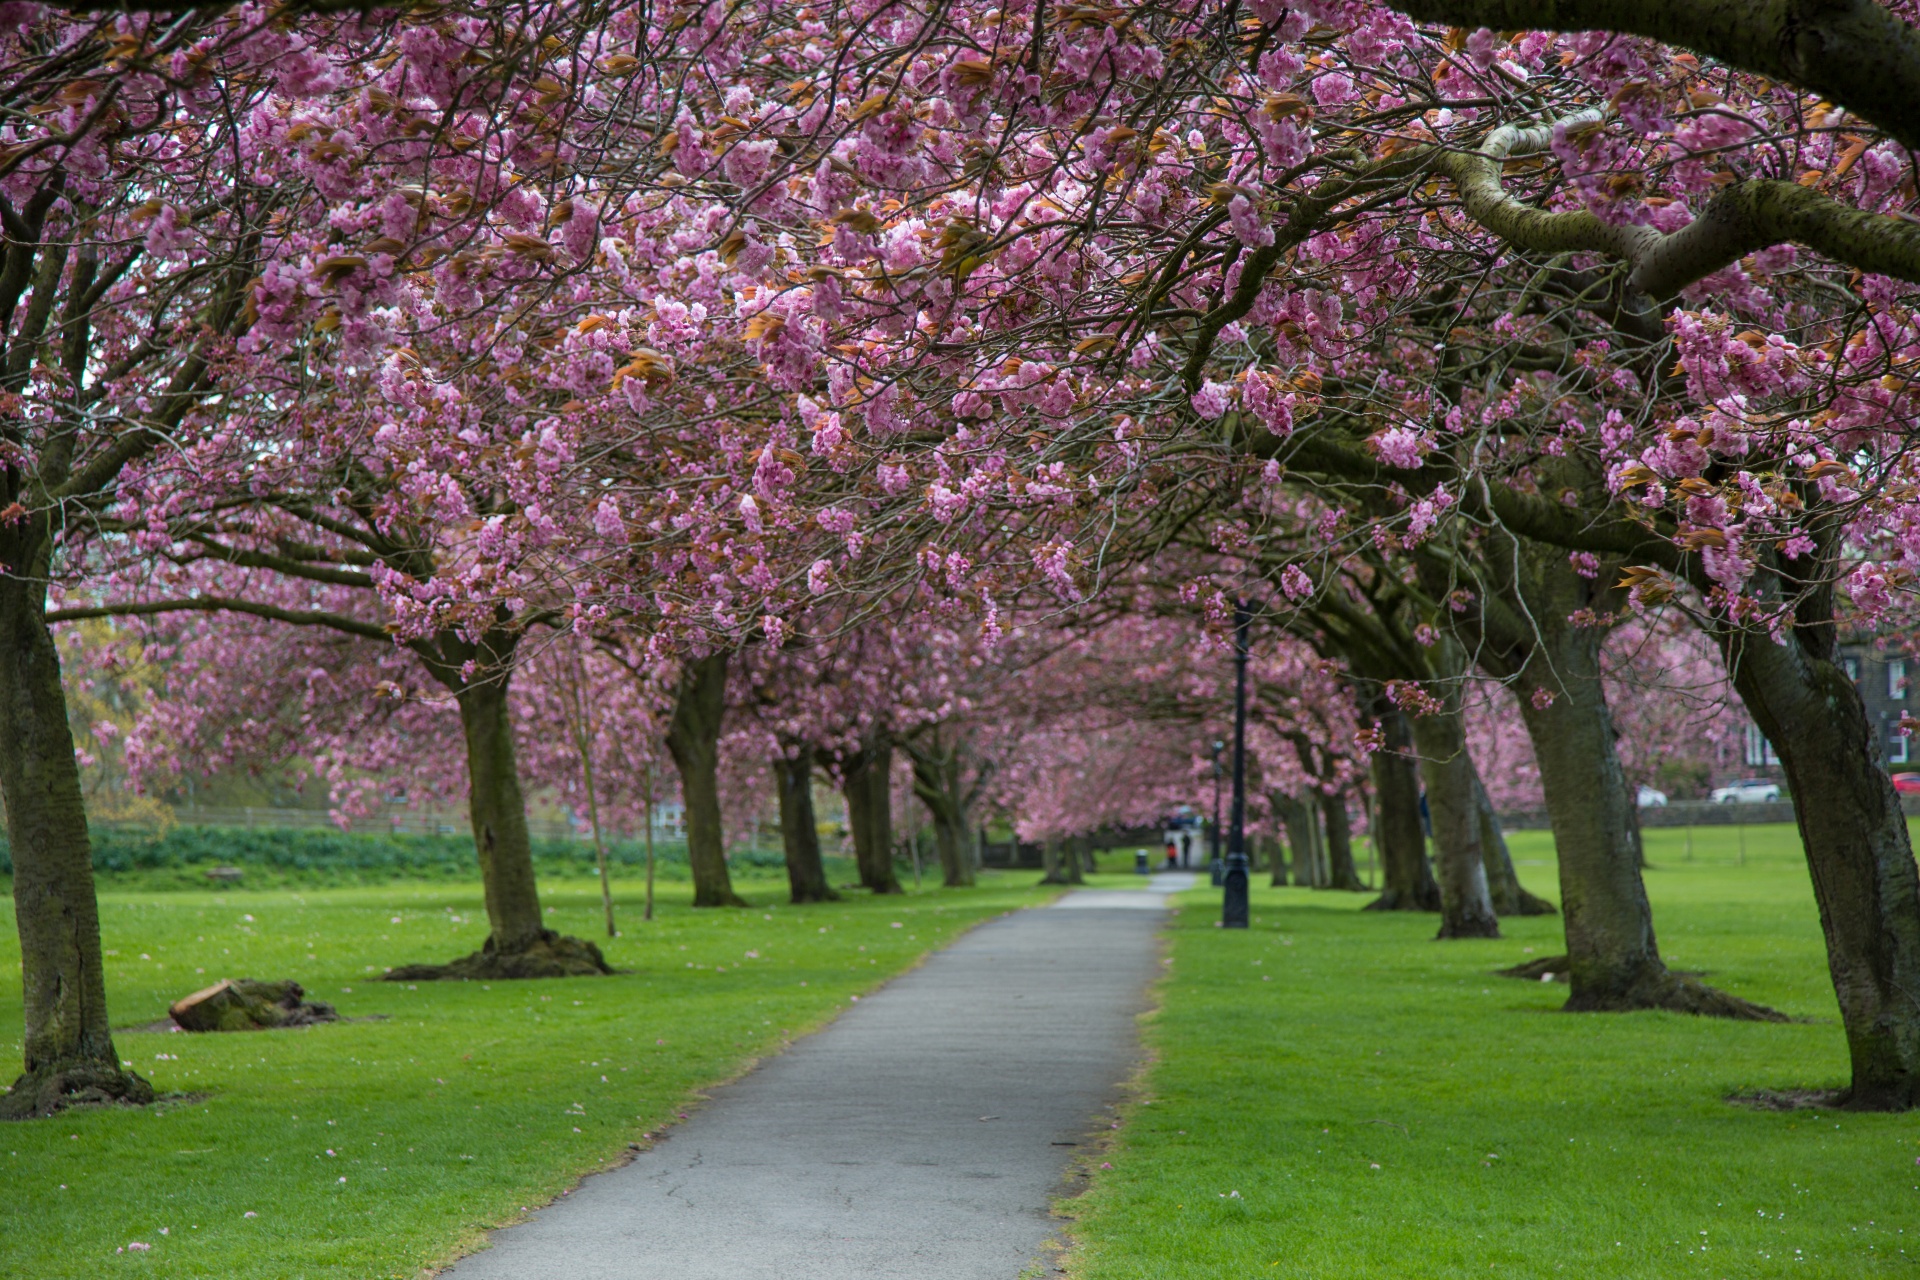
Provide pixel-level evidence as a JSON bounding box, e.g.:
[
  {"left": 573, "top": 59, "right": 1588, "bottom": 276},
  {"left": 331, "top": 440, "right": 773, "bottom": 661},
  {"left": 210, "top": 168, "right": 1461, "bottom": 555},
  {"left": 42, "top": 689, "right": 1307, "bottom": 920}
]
[{"left": 445, "top": 873, "right": 1195, "bottom": 1280}]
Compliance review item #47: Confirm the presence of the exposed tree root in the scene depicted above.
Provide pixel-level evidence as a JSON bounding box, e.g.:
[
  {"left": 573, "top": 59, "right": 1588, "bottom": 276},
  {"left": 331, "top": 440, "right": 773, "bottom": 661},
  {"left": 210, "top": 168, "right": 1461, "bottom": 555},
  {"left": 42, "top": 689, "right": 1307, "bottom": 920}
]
[
  {"left": 1498, "top": 955, "right": 1786, "bottom": 1021},
  {"left": 1503, "top": 888, "right": 1559, "bottom": 916},
  {"left": 0, "top": 1061, "right": 154, "bottom": 1120},
  {"left": 691, "top": 889, "right": 752, "bottom": 908},
  {"left": 1731, "top": 1082, "right": 1919, "bottom": 1112},
  {"left": 383, "top": 930, "right": 614, "bottom": 981}
]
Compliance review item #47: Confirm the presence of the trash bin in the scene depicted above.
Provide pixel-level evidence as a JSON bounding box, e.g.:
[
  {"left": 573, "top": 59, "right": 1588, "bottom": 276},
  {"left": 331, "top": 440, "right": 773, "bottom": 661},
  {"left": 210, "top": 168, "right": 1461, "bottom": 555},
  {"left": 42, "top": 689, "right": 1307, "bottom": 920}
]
[{"left": 1134, "top": 849, "right": 1149, "bottom": 875}]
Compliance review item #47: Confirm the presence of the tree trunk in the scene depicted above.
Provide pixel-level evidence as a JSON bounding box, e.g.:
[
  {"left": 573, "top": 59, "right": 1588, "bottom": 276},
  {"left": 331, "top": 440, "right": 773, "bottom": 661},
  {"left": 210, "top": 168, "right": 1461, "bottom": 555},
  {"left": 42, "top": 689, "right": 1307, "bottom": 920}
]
[
  {"left": 667, "top": 652, "right": 747, "bottom": 907},
  {"left": 1320, "top": 791, "right": 1365, "bottom": 891},
  {"left": 1444, "top": 527, "right": 1772, "bottom": 1020},
  {"left": 776, "top": 753, "right": 837, "bottom": 904},
  {"left": 1722, "top": 627, "right": 1920, "bottom": 1108},
  {"left": 0, "top": 566, "right": 152, "bottom": 1118},
  {"left": 387, "top": 640, "right": 613, "bottom": 980},
  {"left": 1363, "top": 707, "right": 1442, "bottom": 912},
  {"left": 1408, "top": 658, "right": 1501, "bottom": 939},
  {"left": 907, "top": 739, "right": 976, "bottom": 887},
  {"left": 456, "top": 677, "right": 548, "bottom": 951},
  {"left": 1475, "top": 777, "right": 1556, "bottom": 916},
  {"left": 1282, "top": 795, "right": 1324, "bottom": 887},
  {"left": 842, "top": 740, "right": 903, "bottom": 894},
  {"left": 1039, "top": 836, "right": 1082, "bottom": 885}
]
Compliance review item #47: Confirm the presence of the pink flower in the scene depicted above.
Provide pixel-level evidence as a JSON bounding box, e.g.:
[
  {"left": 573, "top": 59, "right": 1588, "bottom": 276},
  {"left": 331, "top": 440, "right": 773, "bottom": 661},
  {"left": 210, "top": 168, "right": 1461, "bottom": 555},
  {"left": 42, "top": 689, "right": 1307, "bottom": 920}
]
[
  {"left": 1280, "top": 565, "right": 1313, "bottom": 600},
  {"left": 1371, "top": 427, "right": 1429, "bottom": 470},
  {"left": 1568, "top": 551, "right": 1599, "bottom": 579},
  {"left": 1190, "top": 380, "right": 1232, "bottom": 420},
  {"left": 807, "top": 559, "right": 833, "bottom": 595}
]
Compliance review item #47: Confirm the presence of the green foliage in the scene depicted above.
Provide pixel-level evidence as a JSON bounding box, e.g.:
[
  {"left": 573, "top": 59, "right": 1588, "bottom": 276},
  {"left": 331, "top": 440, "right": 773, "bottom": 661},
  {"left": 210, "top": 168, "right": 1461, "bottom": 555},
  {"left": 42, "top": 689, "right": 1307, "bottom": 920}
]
[
  {"left": 1064, "top": 823, "right": 1920, "bottom": 1279},
  {"left": 0, "top": 873, "right": 1056, "bottom": 1278},
  {"left": 0, "top": 824, "right": 804, "bottom": 886}
]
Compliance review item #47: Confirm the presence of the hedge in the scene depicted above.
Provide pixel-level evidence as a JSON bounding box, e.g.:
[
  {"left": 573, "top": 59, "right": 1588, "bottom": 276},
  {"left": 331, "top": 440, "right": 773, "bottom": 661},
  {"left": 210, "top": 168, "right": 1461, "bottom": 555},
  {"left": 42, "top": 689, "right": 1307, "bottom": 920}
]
[{"left": 0, "top": 824, "right": 793, "bottom": 879}]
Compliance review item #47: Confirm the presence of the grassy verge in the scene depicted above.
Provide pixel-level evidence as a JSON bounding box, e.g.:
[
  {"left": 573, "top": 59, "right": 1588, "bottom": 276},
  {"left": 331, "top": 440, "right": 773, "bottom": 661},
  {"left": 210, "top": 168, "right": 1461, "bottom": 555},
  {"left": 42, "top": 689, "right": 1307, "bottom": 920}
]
[
  {"left": 1066, "top": 822, "right": 1920, "bottom": 1279},
  {"left": 0, "top": 869, "right": 1058, "bottom": 1278}
]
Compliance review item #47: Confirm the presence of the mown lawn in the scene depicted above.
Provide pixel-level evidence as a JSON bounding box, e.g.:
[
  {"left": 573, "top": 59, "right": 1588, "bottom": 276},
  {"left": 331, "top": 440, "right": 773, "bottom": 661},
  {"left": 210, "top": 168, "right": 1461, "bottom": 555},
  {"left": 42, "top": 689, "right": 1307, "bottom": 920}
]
[
  {"left": 0, "top": 868, "right": 1059, "bottom": 1278},
  {"left": 1066, "top": 823, "right": 1920, "bottom": 1279}
]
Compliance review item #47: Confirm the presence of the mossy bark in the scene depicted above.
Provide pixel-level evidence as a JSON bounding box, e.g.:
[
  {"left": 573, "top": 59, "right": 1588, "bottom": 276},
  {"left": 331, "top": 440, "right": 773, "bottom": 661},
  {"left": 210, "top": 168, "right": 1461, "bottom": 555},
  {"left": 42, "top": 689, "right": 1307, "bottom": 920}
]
[
  {"left": 0, "top": 554, "right": 151, "bottom": 1118},
  {"left": 906, "top": 736, "right": 977, "bottom": 887},
  {"left": 1320, "top": 791, "right": 1366, "bottom": 891},
  {"left": 1363, "top": 706, "right": 1442, "bottom": 912},
  {"left": 1407, "top": 650, "right": 1501, "bottom": 939},
  {"left": 456, "top": 676, "right": 548, "bottom": 953},
  {"left": 842, "top": 738, "right": 903, "bottom": 894},
  {"left": 1446, "top": 528, "right": 1773, "bottom": 1020},
  {"left": 776, "top": 753, "right": 838, "bottom": 904},
  {"left": 1476, "top": 778, "right": 1556, "bottom": 916},
  {"left": 667, "top": 652, "right": 747, "bottom": 908},
  {"left": 1282, "top": 794, "right": 1325, "bottom": 887},
  {"left": 1720, "top": 626, "right": 1920, "bottom": 1106},
  {"left": 394, "top": 629, "right": 613, "bottom": 980}
]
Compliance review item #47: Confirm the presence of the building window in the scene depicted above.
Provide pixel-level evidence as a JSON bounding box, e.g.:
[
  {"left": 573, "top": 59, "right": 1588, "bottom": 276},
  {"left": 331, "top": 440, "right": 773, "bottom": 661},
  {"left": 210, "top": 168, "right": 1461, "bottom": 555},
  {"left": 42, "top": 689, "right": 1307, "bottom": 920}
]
[
  {"left": 1745, "top": 723, "right": 1781, "bottom": 766},
  {"left": 1892, "top": 729, "right": 1911, "bottom": 765},
  {"left": 1844, "top": 656, "right": 1861, "bottom": 685},
  {"left": 1891, "top": 659, "right": 1909, "bottom": 702}
]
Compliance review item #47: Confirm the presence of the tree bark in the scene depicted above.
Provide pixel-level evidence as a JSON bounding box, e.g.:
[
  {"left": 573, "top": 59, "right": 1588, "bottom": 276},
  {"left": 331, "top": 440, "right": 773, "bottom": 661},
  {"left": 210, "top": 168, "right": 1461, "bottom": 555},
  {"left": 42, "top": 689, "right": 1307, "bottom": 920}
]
[
  {"left": 842, "top": 738, "right": 903, "bottom": 894},
  {"left": 1364, "top": 707, "right": 1442, "bottom": 912},
  {"left": 387, "top": 631, "right": 612, "bottom": 980},
  {"left": 1408, "top": 651, "right": 1502, "bottom": 939},
  {"left": 1475, "top": 777, "right": 1557, "bottom": 916},
  {"left": 1283, "top": 794, "right": 1325, "bottom": 887},
  {"left": 1039, "top": 836, "right": 1083, "bottom": 885},
  {"left": 776, "top": 753, "right": 837, "bottom": 904},
  {"left": 1442, "top": 527, "right": 1772, "bottom": 1019},
  {"left": 1721, "top": 627, "right": 1920, "bottom": 1107},
  {"left": 906, "top": 735, "right": 976, "bottom": 887},
  {"left": 667, "top": 652, "right": 747, "bottom": 907},
  {"left": 0, "top": 565, "right": 152, "bottom": 1118},
  {"left": 455, "top": 676, "right": 549, "bottom": 951},
  {"left": 1320, "top": 791, "right": 1366, "bottom": 891}
]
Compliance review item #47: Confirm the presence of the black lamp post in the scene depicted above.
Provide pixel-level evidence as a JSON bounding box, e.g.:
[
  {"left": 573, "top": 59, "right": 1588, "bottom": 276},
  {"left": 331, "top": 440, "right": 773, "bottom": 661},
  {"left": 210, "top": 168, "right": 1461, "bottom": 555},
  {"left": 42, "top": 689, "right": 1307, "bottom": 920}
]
[
  {"left": 1209, "top": 739, "right": 1225, "bottom": 884},
  {"left": 1222, "top": 600, "right": 1251, "bottom": 928}
]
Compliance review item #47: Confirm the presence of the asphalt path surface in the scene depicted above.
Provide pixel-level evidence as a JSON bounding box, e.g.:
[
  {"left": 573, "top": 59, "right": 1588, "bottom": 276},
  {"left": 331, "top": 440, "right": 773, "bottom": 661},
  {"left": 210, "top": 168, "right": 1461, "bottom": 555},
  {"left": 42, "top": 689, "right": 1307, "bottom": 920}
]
[{"left": 443, "top": 873, "right": 1194, "bottom": 1280}]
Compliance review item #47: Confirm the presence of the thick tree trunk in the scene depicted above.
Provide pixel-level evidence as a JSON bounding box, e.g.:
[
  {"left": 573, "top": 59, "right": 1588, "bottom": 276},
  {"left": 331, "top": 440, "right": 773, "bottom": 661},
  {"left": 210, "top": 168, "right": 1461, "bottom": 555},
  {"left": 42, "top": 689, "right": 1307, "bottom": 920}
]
[
  {"left": 1039, "top": 836, "right": 1082, "bottom": 885},
  {"left": 456, "top": 677, "right": 548, "bottom": 951},
  {"left": 1363, "top": 708, "right": 1442, "bottom": 912},
  {"left": 1320, "top": 791, "right": 1366, "bottom": 891},
  {"left": 1446, "top": 527, "right": 1772, "bottom": 1019},
  {"left": 776, "top": 753, "right": 837, "bottom": 904},
  {"left": 388, "top": 640, "right": 612, "bottom": 980},
  {"left": 1283, "top": 795, "right": 1325, "bottom": 887},
  {"left": 667, "top": 652, "right": 747, "bottom": 908},
  {"left": 842, "top": 740, "right": 903, "bottom": 894},
  {"left": 0, "top": 568, "right": 151, "bottom": 1118},
  {"left": 1722, "top": 628, "right": 1920, "bottom": 1108},
  {"left": 1475, "top": 777, "right": 1556, "bottom": 916},
  {"left": 1408, "top": 660, "right": 1502, "bottom": 939},
  {"left": 907, "top": 740, "right": 976, "bottom": 887}
]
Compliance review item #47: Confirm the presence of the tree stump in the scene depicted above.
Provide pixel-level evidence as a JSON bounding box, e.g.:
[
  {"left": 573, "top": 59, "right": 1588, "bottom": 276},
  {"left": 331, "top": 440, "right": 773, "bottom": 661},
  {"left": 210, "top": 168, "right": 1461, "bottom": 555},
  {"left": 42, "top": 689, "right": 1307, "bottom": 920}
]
[{"left": 169, "top": 979, "right": 339, "bottom": 1032}]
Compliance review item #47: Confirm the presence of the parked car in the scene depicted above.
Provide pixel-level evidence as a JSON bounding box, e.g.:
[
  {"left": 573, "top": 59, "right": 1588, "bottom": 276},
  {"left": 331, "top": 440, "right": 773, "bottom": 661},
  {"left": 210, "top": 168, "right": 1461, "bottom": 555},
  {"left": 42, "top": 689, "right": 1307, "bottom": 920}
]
[
  {"left": 1710, "top": 778, "right": 1782, "bottom": 803},
  {"left": 1893, "top": 773, "right": 1920, "bottom": 796},
  {"left": 1636, "top": 785, "right": 1668, "bottom": 807}
]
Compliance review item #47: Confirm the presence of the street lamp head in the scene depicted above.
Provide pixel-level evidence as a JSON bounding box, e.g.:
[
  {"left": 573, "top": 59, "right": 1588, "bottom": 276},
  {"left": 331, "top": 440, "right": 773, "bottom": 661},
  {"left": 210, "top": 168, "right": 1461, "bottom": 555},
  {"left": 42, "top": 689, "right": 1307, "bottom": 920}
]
[{"left": 1212, "top": 739, "right": 1224, "bottom": 753}]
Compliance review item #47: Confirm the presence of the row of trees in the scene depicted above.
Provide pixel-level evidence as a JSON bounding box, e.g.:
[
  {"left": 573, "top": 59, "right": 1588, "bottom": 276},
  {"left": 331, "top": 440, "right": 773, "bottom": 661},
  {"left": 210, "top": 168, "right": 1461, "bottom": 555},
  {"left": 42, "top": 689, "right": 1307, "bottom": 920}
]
[{"left": 6, "top": 0, "right": 1920, "bottom": 1120}]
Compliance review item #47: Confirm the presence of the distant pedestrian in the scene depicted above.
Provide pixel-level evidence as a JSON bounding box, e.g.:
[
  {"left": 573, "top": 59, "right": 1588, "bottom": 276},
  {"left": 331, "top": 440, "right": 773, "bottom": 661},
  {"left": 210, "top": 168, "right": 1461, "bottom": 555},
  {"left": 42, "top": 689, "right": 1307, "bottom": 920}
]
[
  {"left": 1164, "top": 839, "right": 1178, "bottom": 870},
  {"left": 1180, "top": 831, "right": 1193, "bottom": 867}
]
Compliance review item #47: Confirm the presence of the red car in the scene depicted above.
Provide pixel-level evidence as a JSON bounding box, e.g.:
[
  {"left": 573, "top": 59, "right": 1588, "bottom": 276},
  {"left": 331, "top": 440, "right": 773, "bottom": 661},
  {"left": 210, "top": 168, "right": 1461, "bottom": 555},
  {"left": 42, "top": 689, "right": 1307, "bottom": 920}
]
[{"left": 1894, "top": 774, "right": 1920, "bottom": 796}]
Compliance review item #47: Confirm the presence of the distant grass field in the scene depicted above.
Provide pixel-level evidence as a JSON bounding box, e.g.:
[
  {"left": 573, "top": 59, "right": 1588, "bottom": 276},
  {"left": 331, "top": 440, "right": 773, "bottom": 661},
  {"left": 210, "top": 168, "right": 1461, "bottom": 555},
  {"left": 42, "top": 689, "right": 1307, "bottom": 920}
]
[
  {"left": 1063, "top": 821, "right": 1920, "bottom": 1279},
  {"left": 0, "top": 868, "right": 1062, "bottom": 1278}
]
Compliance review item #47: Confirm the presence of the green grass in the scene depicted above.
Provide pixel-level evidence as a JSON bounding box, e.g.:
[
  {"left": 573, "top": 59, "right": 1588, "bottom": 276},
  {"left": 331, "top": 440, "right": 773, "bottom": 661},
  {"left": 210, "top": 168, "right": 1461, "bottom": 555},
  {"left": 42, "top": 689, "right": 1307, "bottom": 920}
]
[
  {"left": 1064, "top": 822, "right": 1920, "bottom": 1278},
  {"left": 0, "top": 867, "right": 1060, "bottom": 1278}
]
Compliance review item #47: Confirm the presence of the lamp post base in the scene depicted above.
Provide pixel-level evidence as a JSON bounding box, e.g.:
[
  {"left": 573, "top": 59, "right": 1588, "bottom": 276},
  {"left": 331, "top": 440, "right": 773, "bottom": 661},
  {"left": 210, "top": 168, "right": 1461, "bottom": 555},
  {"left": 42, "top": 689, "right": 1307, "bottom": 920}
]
[{"left": 1222, "top": 852, "right": 1249, "bottom": 928}]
